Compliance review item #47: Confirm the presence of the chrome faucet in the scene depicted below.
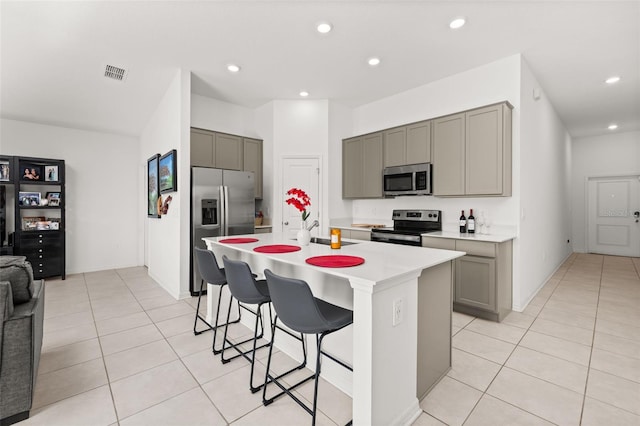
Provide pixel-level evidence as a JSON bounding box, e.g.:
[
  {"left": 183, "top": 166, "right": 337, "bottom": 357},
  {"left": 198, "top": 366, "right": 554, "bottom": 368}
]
[{"left": 306, "top": 220, "right": 319, "bottom": 231}]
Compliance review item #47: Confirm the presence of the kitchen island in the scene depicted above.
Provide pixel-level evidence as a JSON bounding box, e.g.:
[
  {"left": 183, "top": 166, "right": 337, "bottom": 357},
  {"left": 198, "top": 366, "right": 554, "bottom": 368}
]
[{"left": 204, "top": 233, "right": 464, "bottom": 425}]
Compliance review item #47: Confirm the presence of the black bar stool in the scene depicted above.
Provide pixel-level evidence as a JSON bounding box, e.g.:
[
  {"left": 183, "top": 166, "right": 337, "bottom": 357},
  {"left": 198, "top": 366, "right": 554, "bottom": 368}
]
[
  {"left": 222, "top": 256, "right": 308, "bottom": 393},
  {"left": 263, "top": 269, "right": 353, "bottom": 426},
  {"left": 193, "top": 247, "right": 242, "bottom": 353}
]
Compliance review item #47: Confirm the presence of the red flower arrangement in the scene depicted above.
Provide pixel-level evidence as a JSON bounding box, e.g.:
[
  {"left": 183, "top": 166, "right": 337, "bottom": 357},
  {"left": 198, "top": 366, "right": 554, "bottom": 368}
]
[{"left": 286, "top": 188, "right": 311, "bottom": 222}]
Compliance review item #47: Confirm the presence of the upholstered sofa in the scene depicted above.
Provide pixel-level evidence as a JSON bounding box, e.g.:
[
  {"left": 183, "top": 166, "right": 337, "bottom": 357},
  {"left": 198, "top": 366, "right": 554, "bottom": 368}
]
[{"left": 0, "top": 256, "right": 44, "bottom": 426}]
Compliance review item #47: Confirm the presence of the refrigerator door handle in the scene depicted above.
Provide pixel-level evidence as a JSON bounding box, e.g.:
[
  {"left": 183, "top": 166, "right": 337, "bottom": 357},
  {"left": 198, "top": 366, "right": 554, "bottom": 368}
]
[
  {"left": 223, "top": 185, "right": 230, "bottom": 235},
  {"left": 219, "top": 186, "right": 225, "bottom": 236}
]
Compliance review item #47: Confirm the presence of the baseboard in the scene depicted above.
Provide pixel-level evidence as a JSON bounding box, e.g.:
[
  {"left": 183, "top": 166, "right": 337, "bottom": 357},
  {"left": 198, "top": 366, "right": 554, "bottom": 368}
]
[
  {"left": 1, "top": 411, "right": 29, "bottom": 426},
  {"left": 513, "top": 251, "right": 573, "bottom": 312}
]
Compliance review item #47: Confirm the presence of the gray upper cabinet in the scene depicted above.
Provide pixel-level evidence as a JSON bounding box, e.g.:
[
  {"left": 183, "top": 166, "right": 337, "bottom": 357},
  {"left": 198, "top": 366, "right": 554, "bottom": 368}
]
[
  {"left": 432, "top": 102, "right": 512, "bottom": 197},
  {"left": 342, "top": 132, "right": 383, "bottom": 199},
  {"left": 406, "top": 120, "right": 431, "bottom": 164},
  {"left": 384, "top": 127, "right": 406, "bottom": 167},
  {"left": 432, "top": 113, "right": 466, "bottom": 196},
  {"left": 190, "top": 129, "right": 215, "bottom": 167},
  {"left": 243, "top": 138, "right": 263, "bottom": 199},
  {"left": 465, "top": 103, "right": 512, "bottom": 196},
  {"left": 384, "top": 121, "right": 431, "bottom": 168},
  {"left": 191, "top": 128, "right": 263, "bottom": 198},
  {"left": 215, "top": 133, "right": 243, "bottom": 171}
]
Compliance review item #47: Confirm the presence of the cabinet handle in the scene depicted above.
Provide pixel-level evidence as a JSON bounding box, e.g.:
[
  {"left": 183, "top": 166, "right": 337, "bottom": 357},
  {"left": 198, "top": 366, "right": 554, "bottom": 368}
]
[
  {"left": 38, "top": 249, "right": 43, "bottom": 253},
  {"left": 38, "top": 255, "right": 43, "bottom": 259},
  {"left": 38, "top": 234, "right": 43, "bottom": 238},
  {"left": 39, "top": 240, "right": 43, "bottom": 243},
  {"left": 39, "top": 269, "right": 43, "bottom": 273}
]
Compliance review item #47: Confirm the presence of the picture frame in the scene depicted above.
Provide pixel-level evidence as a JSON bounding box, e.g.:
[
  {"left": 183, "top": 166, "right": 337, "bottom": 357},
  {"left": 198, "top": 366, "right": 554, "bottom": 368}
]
[
  {"left": 18, "top": 191, "right": 41, "bottom": 206},
  {"left": 22, "top": 216, "right": 45, "bottom": 231},
  {"left": 147, "top": 154, "right": 161, "bottom": 218},
  {"left": 159, "top": 149, "right": 177, "bottom": 194},
  {"left": 0, "top": 159, "right": 10, "bottom": 182},
  {"left": 45, "top": 165, "right": 59, "bottom": 182},
  {"left": 20, "top": 163, "right": 43, "bottom": 182}
]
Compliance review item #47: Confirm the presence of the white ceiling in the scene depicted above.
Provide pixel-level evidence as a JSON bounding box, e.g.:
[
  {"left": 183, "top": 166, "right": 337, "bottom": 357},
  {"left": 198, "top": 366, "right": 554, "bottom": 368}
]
[{"left": 1, "top": 1, "right": 638, "bottom": 139}]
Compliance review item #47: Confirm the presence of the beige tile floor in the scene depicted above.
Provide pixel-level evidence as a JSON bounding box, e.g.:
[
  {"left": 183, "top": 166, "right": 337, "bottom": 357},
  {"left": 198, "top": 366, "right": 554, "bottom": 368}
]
[{"left": 20, "top": 253, "right": 640, "bottom": 425}]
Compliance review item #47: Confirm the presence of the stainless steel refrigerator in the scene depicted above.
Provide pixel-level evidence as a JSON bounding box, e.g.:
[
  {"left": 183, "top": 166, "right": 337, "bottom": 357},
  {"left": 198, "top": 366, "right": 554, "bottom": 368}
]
[{"left": 190, "top": 167, "right": 255, "bottom": 295}]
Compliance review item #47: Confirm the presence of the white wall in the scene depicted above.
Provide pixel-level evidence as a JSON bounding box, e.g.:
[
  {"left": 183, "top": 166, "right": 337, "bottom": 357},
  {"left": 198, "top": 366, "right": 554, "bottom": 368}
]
[
  {"left": 191, "top": 93, "right": 258, "bottom": 138},
  {"left": 271, "top": 100, "right": 330, "bottom": 233},
  {"left": 0, "top": 118, "right": 140, "bottom": 274},
  {"left": 518, "top": 58, "right": 573, "bottom": 309},
  {"left": 140, "top": 69, "right": 191, "bottom": 299},
  {"left": 255, "top": 102, "right": 275, "bottom": 219},
  {"left": 571, "top": 130, "right": 640, "bottom": 252},
  {"left": 328, "top": 102, "right": 355, "bottom": 221}
]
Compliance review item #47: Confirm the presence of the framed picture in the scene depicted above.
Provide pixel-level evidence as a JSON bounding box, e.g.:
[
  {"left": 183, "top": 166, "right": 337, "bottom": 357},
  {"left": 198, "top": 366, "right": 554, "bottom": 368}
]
[
  {"left": 159, "top": 149, "right": 177, "bottom": 194},
  {"left": 147, "top": 154, "right": 161, "bottom": 218},
  {"left": 18, "top": 191, "right": 41, "bottom": 206},
  {"left": 45, "top": 165, "right": 59, "bottom": 182},
  {"left": 0, "top": 159, "right": 10, "bottom": 182},
  {"left": 22, "top": 216, "right": 45, "bottom": 231},
  {"left": 46, "top": 191, "right": 61, "bottom": 207},
  {"left": 20, "top": 163, "right": 43, "bottom": 181}
]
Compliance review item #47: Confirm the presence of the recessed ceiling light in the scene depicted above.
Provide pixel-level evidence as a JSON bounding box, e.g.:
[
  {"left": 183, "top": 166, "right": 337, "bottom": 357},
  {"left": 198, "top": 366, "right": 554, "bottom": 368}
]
[
  {"left": 605, "top": 76, "right": 621, "bottom": 84},
  {"left": 368, "top": 57, "right": 381, "bottom": 67},
  {"left": 608, "top": 124, "right": 618, "bottom": 130},
  {"left": 227, "top": 64, "right": 241, "bottom": 73},
  {"left": 449, "top": 17, "right": 466, "bottom": 29},
  {"left": 316, "top": 22, "right": 332, "bottom": 34},
  {"left": 299, "top": 91, "right": 309, "bottom": 97}
]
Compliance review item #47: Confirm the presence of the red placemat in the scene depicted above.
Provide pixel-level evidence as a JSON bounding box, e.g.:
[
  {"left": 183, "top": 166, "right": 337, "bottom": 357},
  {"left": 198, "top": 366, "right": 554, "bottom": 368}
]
[
  {"left": 219, "top": 238, "right": 259, "bottom": 244},
  {"left": 254, "top": 244, "right": 301, "bottom": 254},
  {"left": 305, "top": 255, "right": 365, "bottom": 268}
]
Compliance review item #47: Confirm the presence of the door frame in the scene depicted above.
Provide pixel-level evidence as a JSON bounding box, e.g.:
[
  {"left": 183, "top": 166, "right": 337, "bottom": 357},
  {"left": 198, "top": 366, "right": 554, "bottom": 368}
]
[
  {"left": 277, "top": 154, "right": 323, "bottom": 234},
  {"left": 584, "top": 172, "right": 640, "bottom": 256}
]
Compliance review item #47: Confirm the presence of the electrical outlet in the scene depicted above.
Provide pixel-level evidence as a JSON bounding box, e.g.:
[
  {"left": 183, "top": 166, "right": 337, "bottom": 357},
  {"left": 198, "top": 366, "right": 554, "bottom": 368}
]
[{"left": 392, "top": 299, "right": 403, "bottom": 326}]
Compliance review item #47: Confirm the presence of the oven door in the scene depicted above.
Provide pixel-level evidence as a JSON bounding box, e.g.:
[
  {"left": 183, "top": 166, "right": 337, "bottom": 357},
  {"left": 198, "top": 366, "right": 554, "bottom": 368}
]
[{"left": 371, "top": 230, "right": 422, "bottom": 246}]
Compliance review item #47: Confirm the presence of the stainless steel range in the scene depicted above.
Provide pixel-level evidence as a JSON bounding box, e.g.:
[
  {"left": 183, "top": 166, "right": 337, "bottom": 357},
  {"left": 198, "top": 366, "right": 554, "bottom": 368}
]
[{"left": 370, "top": 209, "right": 441, "bottom": 246}]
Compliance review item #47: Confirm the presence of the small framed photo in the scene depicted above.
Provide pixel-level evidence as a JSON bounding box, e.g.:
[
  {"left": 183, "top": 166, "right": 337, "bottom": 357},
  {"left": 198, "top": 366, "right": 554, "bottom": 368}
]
[
  {"left": 46, "top": 192, "right": 61, "bottom": 206},
  {"left": 0, "top": 159, "right": 10, "bottom": 182},
  {"left": 21, "top": 163, "right": 43, "bottom": 182},
  {"left": 159, "top": 149, "right": 177, "bottom": 194},
  {"left": 19, "top": 191, "right": 41, "bottom": 206},
  {"left": 22, "top": 216, "right": 45, "bottom": 231},
  {"left": 147, "top": 154, "right": 161, "bottom": 218},
  {"left": 45, "top": 165, "right": 59, "bottom": 182}
]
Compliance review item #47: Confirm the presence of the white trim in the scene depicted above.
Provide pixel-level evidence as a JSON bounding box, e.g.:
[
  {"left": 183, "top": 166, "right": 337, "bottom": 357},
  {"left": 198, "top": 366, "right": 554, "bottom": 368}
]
[{"left": 278, "top": 154, "right": 323, "bottom": 234}]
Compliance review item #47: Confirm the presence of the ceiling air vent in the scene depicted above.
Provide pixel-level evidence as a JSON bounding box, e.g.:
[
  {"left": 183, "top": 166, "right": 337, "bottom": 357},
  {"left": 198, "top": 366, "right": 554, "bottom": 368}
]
[{"left": 104, "top": 64, "right": 128, "bottom": 81}]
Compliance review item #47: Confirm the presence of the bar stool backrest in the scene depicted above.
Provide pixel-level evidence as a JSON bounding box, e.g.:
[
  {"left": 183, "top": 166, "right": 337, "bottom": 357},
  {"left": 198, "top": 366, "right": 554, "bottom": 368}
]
[
  {"left": 194, "top": 247, "right": 226, "bottom": 286},
  {"left": 264, "top": 269, "right": 331, "bottom": 334},
  {"left": 222, "top": 256, "right": 269, "bottom": 305}
]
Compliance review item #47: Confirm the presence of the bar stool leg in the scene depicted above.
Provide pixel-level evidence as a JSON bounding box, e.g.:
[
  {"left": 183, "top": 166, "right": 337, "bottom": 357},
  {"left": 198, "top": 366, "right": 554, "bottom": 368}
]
[{"left": 193, "top": 279, "right": 214, "bottom": 335}]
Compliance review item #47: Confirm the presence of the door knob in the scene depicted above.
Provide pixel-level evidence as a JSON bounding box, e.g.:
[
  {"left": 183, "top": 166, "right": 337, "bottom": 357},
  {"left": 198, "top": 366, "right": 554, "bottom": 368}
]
[
  {"left": 284, "top": 221, "right": 289, "bottom": 225},
  {"left": 634, "top": 211, "right": 639, "bottom": 222}
]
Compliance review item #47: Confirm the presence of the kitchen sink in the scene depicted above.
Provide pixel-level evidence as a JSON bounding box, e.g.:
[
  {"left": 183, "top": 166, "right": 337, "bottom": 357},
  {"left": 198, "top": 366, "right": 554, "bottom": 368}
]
[{"left": 294, "top": 237, "right": 358, "bottom": 246}]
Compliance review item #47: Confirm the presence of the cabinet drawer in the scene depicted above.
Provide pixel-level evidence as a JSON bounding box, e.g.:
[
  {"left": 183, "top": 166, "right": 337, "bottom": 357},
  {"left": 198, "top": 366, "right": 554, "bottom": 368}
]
[
  {"left": 20, "top": 232, "right": 62, "bottom": 248},
  {"left": 26, "top": 256, "right": 61, "bottom": 277},
  {"left": 422, "top": 237, "right": 456, "bottom": 250},
  {"left": 455, "top": 240, "right": 495, "bottom": 258}
]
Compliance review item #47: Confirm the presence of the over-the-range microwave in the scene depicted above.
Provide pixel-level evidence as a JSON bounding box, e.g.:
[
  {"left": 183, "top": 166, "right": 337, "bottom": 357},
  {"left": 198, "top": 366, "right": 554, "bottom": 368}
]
[{"left": 383, "top": 163, "right": 432, "bottom": 196}]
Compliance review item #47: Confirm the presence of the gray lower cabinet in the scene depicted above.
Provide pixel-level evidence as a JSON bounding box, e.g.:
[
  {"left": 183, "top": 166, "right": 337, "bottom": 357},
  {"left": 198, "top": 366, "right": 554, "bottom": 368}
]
[
  {"left": 342, "top": 132, "right": 383, "bottom": 199},
  {"left": 422, "top": 237, "right": 512, "bottom": 321}
]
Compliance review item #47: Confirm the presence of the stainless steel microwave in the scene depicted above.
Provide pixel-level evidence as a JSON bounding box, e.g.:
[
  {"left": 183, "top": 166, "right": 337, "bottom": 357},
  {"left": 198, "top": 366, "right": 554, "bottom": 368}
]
[{"left": 383, "top": 163, "right": 432, "bottom": 196}]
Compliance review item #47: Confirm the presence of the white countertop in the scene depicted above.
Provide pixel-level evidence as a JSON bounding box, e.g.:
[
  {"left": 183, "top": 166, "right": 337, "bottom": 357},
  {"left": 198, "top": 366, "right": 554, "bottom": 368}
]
[
  {"left": 422, "top": 230, "right": 516, "bottom": 243},
  {"left": 204, "top": 232, "right": 464, "bottom": 284},
  {"left": 329, "top": 218, "right": 392, "bottom": 233}
]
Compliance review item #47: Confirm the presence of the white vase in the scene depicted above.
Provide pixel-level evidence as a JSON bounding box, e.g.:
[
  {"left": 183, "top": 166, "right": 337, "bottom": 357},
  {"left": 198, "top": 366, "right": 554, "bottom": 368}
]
[{"left": 297, "top": 222, "right": 311, "bottom": 246}]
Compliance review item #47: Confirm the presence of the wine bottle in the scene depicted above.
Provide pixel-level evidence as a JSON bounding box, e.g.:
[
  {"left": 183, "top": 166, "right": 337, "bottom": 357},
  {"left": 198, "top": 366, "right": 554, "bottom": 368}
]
[
  {"left": 468, "top": 209, "right": 475, "bottom": 234},
  {"left": 459, "top": 210, "right": 467, "bottom": 233}
]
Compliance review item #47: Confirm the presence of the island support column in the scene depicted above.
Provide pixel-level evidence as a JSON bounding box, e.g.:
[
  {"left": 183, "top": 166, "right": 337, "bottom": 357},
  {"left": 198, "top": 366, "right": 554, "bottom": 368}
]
[{"left": 349, "top": 271, "right": 423, "bottom": 425}]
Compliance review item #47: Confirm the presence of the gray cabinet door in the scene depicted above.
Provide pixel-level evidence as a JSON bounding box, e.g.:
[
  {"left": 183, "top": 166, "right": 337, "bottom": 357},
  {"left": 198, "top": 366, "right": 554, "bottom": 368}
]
[
  {"left": 466, "top": 105, "right": 504, "bottom": 195},
  {"left": 432, "top": 113, "right": 465, "bottom": 196},
  {"left": 243, "top": 138, "right": 263, "bottom": 199},
  {"left": 362, "top": 132, "right": 384, "bottom": 198},
  {"left": 455, "top": 256, "right": 496, "bottom": 312},
  {"left": 342, "top": 136, "right": 363, "bottom": 198},
  {"left": 215, "top": 133, "right": 243, "bottom": 170},
  {"left": 406, "top": 120, "right": 431, "bottom": 164},
  {"left": 190, "top": 129, "right": 214, "bottom": 167},
  {"left": 384, "top": 127, "right": 406, "bottom": 167}
]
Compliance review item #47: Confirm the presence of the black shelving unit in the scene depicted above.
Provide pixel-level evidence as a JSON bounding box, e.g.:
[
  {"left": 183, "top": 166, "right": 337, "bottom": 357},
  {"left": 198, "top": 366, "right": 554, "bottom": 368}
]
[{"left": 13, "top": 156, "right": 66, "bottom": 280}]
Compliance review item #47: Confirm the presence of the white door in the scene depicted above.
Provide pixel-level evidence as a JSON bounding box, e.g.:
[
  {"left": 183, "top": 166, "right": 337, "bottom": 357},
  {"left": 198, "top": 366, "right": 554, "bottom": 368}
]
[
  {"left": 587, "top": 175, "right": 640, "bottom": 256},
  {"left": 281, "top": 157, "right": 320, "bottom": 238}
]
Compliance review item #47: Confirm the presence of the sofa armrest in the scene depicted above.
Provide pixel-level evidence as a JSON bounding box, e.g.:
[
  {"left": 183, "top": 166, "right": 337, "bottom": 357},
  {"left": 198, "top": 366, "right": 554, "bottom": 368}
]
[{"left": 1, "top": 281, "right": 14, "bottom": 323}]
